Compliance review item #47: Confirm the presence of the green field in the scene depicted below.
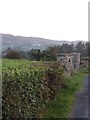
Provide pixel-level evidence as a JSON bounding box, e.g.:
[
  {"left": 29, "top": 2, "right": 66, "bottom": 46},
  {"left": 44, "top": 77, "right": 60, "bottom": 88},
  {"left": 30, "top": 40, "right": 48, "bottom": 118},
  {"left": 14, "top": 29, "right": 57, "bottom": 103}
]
[{"left": 2, "top": 59, "right": 45, "bottom": 68}]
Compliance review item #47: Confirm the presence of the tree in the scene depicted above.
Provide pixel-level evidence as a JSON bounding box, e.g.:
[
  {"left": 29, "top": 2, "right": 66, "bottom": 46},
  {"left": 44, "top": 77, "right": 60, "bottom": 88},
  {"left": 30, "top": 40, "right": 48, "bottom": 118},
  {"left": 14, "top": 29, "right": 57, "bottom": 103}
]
[
  {"left": 75, "top": 42, "right": 85, "bottom": 57},
  {"left": 85, "top": 42, "right": 90, "bottom": 57},
  {"left": 30, "top": 49, "right": 42, "bottom": 61},
  {"left": 6, "top": 50, "right": 21, "bottom": 59}
]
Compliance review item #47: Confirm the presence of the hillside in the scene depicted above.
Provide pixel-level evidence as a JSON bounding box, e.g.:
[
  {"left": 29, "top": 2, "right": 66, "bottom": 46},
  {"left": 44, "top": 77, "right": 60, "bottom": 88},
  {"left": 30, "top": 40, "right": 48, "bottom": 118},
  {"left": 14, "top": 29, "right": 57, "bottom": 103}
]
[{"left": 1, "top": 33, "right": 86, "bottom": 51}]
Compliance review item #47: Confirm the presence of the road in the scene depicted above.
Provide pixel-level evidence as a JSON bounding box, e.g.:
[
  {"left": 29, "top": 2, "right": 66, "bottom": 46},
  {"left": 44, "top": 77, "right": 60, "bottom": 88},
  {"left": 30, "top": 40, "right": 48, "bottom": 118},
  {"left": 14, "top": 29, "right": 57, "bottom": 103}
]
[{"left": 70, "top": 74, "right": 89, "bottom": 118}]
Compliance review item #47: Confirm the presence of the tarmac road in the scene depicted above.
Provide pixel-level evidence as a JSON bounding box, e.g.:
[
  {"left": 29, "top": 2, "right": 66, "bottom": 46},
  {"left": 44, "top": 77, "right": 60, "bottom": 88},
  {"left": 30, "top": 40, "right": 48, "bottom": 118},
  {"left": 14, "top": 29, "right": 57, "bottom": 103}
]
[{"left": 70, "top": 74, "right": 89, "bottom": 118}]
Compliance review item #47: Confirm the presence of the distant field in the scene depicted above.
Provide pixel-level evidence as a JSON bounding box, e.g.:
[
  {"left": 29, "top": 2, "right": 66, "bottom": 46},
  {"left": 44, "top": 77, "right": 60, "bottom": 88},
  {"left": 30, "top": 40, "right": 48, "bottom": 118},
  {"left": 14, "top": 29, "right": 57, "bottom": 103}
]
[
  {"left": 2, "top": 59, "right": 52, "bottom": 69},
  {"left": 2, "top": 59, "right": 41, "bottom": 68}
]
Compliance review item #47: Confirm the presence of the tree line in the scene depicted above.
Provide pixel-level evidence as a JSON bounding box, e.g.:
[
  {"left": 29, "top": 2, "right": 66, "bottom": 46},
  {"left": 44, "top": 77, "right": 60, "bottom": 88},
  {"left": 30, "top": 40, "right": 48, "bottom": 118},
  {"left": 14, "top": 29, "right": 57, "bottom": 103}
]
[{"left": 3, "top": 41, "right": 90, "bottom": 61}]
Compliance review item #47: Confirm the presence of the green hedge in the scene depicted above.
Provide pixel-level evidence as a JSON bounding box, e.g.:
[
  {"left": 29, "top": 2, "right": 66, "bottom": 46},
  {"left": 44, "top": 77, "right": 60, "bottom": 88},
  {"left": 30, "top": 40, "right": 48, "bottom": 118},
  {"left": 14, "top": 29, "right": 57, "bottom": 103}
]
[{"left": 2, "top": 62, "right": 64, "bottom": 119}]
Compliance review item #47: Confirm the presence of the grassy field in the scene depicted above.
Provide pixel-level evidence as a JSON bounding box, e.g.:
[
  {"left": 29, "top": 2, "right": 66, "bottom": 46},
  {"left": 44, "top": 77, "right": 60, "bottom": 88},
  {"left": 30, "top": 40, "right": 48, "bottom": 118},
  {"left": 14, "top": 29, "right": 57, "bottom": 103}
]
[
  {"left": 2, "top": 59, "right": 56, "bottom": 69},
  {"left": 2, "top": 59, "right": 42, "bottom": 68}
]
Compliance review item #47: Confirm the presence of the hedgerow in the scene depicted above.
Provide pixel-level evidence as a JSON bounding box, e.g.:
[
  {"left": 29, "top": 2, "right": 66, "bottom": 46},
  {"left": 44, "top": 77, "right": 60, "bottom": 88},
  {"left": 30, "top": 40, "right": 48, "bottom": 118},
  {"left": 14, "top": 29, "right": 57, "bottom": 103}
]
[{"left": 2, "top": 61, "right": 64, "bottom": 119}]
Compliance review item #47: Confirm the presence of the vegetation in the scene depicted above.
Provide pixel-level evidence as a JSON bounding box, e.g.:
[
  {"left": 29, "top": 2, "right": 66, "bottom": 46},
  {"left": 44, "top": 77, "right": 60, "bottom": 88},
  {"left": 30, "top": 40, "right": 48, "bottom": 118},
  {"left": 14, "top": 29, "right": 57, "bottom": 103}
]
[
  {"left": 2, "top": 59, "right": 64, "bottom": 119},
  {"left": 2, "top": 59, "right": 89, "bottom": 119},
  {"left": 44, "top": 70, "right": 88, "bottom": 118},
  {"left": 5, "top": 50, "right": 21, "bottom": 59},
  {"left": 3, "top": 41, "right": 90, "bottom": 61}
]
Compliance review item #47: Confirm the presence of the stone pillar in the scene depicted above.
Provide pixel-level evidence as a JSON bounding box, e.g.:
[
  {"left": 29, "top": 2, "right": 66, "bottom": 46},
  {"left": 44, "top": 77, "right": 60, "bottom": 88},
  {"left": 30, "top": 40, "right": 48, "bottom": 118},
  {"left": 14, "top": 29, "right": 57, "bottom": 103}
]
[{"left": 70, "top": 53, "right": 80, "bottom": 70}]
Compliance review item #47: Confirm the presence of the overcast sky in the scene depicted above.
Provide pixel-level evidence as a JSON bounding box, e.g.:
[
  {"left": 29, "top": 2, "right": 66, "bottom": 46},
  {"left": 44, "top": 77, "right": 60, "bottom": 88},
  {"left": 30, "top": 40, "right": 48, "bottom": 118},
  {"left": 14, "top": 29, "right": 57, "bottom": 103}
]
[{"left": 0, "top": 0, "right": 88, "bottom": 41}]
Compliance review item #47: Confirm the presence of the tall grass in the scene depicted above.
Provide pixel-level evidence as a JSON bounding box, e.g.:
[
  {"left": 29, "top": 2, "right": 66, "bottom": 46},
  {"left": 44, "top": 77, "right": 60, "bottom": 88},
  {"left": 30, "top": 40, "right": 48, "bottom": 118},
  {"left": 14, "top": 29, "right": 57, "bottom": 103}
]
[{"left": 44, "top": 70, "right": 87, "bottom": 118}]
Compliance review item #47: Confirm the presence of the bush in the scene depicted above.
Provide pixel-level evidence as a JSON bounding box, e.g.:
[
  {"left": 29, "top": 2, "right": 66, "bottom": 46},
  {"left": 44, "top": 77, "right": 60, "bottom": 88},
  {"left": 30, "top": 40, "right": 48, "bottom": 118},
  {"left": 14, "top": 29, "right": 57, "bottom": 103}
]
[
  {"left": 6, "top": 50, "right": 21, "bottom": 59},
  {"left": 2, "top": 62, "right": 64, "bottom": 119},
  {"left": 46, "top": 62, "right": 64, "bottom": 99}
]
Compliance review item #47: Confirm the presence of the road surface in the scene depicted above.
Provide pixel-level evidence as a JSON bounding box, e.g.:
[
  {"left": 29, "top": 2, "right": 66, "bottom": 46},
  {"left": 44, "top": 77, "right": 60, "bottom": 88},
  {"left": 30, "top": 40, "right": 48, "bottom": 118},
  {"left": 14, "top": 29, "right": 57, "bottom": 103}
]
[{"left": 70, "top": 74, "right": 89, "bottom": 118}]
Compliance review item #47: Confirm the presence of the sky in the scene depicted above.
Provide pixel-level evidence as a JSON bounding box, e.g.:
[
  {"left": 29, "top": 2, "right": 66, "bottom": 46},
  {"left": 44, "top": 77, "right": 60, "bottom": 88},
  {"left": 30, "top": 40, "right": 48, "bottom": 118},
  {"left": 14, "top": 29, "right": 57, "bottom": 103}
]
[{"left": 0, "top": 0, "right": 88, "bottom": 41}]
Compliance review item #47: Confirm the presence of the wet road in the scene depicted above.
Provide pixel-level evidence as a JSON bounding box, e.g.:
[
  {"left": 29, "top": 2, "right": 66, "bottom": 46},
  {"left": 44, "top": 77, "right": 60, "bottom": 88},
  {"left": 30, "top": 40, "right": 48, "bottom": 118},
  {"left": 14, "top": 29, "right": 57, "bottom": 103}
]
[{"left": 71, "top": 74, "right": 89, "bottom": 118}]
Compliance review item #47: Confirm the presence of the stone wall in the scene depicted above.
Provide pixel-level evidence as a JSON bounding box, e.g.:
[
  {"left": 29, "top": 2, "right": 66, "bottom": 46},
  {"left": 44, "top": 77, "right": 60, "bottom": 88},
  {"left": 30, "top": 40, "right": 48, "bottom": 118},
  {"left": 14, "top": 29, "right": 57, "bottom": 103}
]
[
  {"left": 57, "top": 53, "right": 80, "bottom": 70},
  {"left": 70, "top": 53, "right": 80, "bottom": 70}
]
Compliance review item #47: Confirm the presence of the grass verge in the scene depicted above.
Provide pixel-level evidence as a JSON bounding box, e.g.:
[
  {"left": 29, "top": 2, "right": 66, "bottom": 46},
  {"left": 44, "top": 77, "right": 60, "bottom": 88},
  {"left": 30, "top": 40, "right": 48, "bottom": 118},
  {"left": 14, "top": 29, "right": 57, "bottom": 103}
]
[{"left": 44, "top": 70, "right": 87, "bottom": 118}]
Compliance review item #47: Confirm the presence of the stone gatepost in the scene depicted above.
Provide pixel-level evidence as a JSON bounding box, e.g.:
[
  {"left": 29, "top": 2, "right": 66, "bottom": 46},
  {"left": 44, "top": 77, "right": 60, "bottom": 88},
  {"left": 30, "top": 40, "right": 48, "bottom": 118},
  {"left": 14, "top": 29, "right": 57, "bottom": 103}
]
[{"left": 70, "top": 53, "right": 80, "bottom": 70}]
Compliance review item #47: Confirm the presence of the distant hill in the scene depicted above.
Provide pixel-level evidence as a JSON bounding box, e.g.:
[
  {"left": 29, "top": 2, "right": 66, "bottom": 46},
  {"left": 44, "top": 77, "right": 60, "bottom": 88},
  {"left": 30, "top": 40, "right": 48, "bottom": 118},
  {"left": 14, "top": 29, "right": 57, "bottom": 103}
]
[{"left": 1, "top": 33, "right": 87, "bottom": 51}]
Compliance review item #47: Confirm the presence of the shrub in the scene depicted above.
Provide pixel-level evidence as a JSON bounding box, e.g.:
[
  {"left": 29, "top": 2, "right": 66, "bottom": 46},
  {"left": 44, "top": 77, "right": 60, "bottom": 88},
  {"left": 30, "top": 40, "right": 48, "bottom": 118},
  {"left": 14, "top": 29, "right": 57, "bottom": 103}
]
[
  {"left": 46, "top": 62, "right": 64, "bottom": 99},
  {"left": 2, "top": 62, "right": 64, "bottom": 119},
  {"left": 6, "top": 50, "right": 21, "bottom": 59}
]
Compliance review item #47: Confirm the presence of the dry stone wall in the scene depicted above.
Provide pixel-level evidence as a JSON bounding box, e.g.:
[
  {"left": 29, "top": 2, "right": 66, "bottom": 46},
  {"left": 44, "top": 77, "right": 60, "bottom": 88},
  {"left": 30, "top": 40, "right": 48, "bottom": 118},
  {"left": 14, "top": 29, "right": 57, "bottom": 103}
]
[{"left": 57, "top": 53, "right": 81, "bottom": 73}]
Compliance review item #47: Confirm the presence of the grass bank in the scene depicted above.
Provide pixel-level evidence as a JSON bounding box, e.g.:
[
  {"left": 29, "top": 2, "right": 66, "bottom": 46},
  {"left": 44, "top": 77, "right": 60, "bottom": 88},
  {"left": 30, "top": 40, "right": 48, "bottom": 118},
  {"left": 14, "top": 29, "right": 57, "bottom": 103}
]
[{"left": 44, "top": 70, "right": 87, "bottom": 118}]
